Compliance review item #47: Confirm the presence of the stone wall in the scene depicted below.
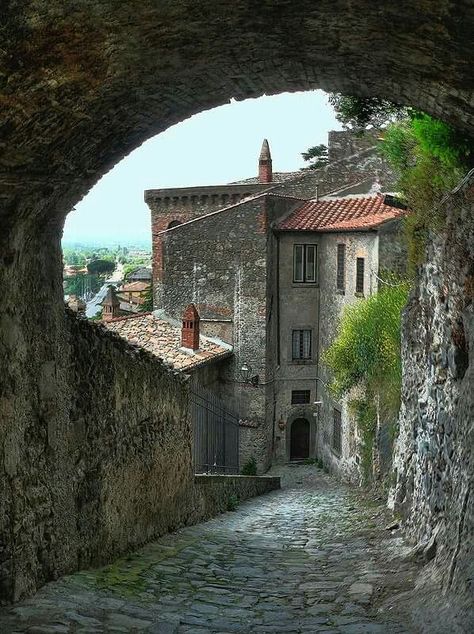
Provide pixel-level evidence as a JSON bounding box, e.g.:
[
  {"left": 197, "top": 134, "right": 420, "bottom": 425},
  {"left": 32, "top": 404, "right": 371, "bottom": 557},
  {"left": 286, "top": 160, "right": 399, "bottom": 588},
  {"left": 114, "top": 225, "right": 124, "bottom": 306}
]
[
  {"left": 0, "top": 308, "right": 280, "bottom": 604},
  {"left": 162, "top": 196, "right": 270, "bottom": 471},
  {"left": 273, "top": 146, "right": 395, "bottom": 200},
  {"left": 194, "top": 474, "right": 280, "bottom": 518},
  {"left": 391, "top": 170, "right": 473, "bottom": 614},
  {"left": 160, "top": 195, "right": 295, "bottom": 473},
  {"left": 0, "top": 307, "right": 194, "bottom": 604}
]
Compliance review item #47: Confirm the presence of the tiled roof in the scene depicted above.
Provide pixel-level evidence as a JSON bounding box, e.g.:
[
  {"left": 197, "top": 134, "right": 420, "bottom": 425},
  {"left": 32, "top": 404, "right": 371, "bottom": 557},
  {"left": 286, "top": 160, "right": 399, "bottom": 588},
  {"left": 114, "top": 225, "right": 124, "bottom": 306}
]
[
  {"left": 103, "top": 313, "right": 232, "bottom": 371},
  {"left": 278, "top": 194, "right": 407, "bottom": 232},
  {"left": 120, "top": 281, "right": 150, "bottom": 293},
  {"left": 127, "top": 267, "right": 152, "bottom": 281}
]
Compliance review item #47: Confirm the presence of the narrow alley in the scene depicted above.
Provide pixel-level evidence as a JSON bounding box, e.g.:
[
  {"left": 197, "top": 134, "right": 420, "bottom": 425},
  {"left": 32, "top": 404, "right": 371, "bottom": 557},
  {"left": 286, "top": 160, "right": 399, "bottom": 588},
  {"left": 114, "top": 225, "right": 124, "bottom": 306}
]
[{"left": 0, "top": 467, "right": 421, "bottom": 633}]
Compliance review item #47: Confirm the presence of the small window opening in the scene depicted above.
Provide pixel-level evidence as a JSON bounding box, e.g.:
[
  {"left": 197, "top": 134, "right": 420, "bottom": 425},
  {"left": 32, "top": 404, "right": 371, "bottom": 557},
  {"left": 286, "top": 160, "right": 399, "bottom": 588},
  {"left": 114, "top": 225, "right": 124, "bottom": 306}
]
[
  {"left": 337, "top": 244, "right": 346, "bottom": 292},
  {"left": 291, "top": 390, "right": 311, "bottom": 404},
  {"left": 292, "top": 330, "right": 312, "bottom": 360},
  {"left": 356, "top": 257, "right": 365, "bottom": 294}
]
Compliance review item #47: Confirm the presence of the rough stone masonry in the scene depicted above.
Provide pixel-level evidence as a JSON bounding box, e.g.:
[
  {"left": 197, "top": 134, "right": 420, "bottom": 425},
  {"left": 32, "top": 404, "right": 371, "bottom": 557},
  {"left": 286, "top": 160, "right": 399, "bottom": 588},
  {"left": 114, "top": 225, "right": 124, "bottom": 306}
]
[{"left": 0, "top": 0, "right": 473, "bottom": 613}]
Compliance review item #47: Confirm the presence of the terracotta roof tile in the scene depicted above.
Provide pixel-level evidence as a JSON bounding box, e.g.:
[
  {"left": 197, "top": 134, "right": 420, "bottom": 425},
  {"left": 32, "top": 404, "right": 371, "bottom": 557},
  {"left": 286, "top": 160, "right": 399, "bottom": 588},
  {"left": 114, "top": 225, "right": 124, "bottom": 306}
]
[
  {"left": 103, "top": 313, "right": 232, "bottom": 371},
  {"left": 120, "top": 281, "right": 150, "bottom": 292},
  {"left": 278, "top": 194, "right": 407, "bottom": 232}
]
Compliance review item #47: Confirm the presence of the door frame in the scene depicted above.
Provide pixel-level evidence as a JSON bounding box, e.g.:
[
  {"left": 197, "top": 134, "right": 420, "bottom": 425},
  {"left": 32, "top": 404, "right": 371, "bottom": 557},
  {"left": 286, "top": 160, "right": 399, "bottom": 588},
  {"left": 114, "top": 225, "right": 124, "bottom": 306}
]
[{"left": 286, "top": 410, "right": 316, "bottom": 462}]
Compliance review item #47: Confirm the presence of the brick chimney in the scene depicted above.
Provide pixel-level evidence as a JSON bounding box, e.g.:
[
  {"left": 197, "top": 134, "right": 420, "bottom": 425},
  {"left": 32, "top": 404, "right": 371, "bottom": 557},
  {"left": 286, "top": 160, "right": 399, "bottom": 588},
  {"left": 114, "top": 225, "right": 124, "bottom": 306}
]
[
  {"left": 258, "top": 139, "right": 272, "bottom": 183},
  {"left": 181, "top": 304, "right": 200, "bottom": 350},
  {"left": 102, "top": 286, "right": 120, "bottom": 321}
]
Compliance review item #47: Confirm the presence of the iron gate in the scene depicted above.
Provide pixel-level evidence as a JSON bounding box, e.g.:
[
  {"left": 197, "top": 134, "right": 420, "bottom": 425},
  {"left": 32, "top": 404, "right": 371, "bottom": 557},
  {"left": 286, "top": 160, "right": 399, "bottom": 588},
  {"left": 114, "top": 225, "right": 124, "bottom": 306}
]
[{"left": 191, "top": 386, "right": 239, "bottom": 474}]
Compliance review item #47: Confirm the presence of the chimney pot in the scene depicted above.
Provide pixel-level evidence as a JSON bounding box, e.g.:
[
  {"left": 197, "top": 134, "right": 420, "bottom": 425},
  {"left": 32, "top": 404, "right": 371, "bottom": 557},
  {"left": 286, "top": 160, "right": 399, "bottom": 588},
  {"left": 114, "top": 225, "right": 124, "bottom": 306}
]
[
  {"left": 258, "top": 139, "right": 272, "bottom": 183},
  {"left": 181, "top": 304, "right": 200, "bottom": 350}
]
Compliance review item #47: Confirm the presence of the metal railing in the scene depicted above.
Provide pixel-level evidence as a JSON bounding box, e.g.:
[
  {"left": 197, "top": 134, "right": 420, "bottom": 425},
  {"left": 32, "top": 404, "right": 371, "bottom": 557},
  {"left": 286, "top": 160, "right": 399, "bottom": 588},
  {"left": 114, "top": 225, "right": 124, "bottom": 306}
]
[{"left": 191, "top": 386, "right": 239, "bottom": 474}]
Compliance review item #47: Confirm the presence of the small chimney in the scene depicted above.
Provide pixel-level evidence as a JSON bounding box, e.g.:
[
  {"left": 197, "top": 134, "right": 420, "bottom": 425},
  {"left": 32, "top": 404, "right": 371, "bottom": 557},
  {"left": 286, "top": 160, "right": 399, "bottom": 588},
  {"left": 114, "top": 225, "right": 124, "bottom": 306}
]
[
  {"left": 258, "top": 139, "right": 272, "bottom": 183},
  {"left": 102, "top": 286, "right": 120, "bottom": 321},
  {"left": 181, "top": 304, "right": 200, "bottom": 351}
]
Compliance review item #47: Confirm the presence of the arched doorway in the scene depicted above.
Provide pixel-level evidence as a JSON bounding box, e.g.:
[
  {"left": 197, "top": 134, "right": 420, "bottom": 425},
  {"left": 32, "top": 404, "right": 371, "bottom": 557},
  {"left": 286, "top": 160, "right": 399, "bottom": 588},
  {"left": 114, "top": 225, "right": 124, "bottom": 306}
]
[{"left": 290, "top": 418, "right": 310, "bottom": 461}]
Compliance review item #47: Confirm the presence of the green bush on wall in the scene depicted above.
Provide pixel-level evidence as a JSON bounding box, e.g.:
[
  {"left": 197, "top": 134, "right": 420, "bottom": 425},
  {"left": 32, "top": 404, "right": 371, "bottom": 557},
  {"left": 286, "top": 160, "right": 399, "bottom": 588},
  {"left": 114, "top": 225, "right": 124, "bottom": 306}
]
[
  {"left": 323, "top": 284, "right": 409, "bottom": 483},
  {"left": 241, "top": 456, "right": 257, "bottom": 476}
]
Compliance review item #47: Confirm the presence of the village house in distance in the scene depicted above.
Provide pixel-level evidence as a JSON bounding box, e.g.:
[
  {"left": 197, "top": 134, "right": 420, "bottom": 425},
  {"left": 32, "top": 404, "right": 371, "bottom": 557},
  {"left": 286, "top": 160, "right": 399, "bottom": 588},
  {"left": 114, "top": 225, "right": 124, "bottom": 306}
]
[{"left": 105, "top": 130, "right": 408, "bottom": 480}]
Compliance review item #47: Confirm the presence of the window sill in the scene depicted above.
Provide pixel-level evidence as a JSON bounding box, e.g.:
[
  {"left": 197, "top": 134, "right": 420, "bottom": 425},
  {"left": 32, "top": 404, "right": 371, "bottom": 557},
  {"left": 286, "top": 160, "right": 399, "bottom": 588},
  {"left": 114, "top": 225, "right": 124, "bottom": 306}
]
[
  {"left": 289, "top": 359, "right": 315, "bottom": 365},
  {"left": 291, "top": 282, "right": 319, "bottom": 288},
  {"left": 336, "top": 289, "right": 345, "bottom": 295},
  {"left": 354, "top": 292, "right": 365, "bottom": 298}
]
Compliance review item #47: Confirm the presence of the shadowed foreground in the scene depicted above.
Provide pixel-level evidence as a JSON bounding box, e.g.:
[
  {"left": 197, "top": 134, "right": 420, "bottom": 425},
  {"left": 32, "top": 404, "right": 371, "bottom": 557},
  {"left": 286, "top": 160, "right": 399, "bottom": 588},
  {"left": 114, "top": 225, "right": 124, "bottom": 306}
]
[{"left": 0, "top": 466, "right": 421, "bottom": 633}]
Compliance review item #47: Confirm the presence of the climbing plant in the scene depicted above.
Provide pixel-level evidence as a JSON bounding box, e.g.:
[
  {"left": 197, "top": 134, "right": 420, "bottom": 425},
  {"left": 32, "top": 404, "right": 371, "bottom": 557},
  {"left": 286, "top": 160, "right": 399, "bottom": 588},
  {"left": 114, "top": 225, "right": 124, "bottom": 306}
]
[
  {"left": 379, "top": 113, "right": 474, "bottom": 272},
  {"left": 323, "top": 284, "right": 410, "bottom": 482}
]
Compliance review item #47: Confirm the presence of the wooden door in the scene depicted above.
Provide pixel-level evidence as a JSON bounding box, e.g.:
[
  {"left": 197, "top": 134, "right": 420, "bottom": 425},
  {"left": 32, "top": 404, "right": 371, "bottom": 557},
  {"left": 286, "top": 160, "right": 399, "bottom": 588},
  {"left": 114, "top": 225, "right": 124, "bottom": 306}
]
[{"left": 290, "top": 418, "right": 310, "bottom": 461}]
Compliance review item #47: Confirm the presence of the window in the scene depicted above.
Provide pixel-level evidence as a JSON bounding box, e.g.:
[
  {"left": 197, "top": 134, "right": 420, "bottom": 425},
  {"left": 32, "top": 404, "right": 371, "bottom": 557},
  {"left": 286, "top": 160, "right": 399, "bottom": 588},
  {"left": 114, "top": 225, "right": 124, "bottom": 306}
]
[
  {"left": 336, "top": 244, "right": 346, "bottom": 292},
  {"left": 291, "top": 390, "right": 311, "bottom": 405},
  {"left": 292, "top": 330, "right": 312, "bottom": 360},
  {"left": 293, "top": 244, "right": 317, "bottom": 283},
  {"left": 356, "top": 257, "right": 365, "bottom": 294},
  {"left": 333, "top": 409, "right": 342, "bottom": 455}
]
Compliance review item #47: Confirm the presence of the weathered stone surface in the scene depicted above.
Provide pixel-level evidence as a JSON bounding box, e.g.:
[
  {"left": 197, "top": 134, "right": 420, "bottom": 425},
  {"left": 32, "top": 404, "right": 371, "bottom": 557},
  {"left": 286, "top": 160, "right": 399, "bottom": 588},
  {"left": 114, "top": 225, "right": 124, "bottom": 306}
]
[
  {"left": 0, "top": 466, "right": 419, "bottom": 633},
  {"left": 0, "top": 0, "right": 473, "bottom": 617},
  {"left": 391, "top": 169, "right": 474, "bottom": 626},
  {"left": 0, "top": 303, "right": 279, "bottom": 603}
]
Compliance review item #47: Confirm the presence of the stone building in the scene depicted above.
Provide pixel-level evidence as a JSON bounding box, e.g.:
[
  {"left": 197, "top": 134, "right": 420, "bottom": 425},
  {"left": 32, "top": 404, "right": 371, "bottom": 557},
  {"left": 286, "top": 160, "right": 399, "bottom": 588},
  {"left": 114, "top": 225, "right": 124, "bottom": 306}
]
[{"left": 145, "top": 131, "right": 407, "bottom": 478}]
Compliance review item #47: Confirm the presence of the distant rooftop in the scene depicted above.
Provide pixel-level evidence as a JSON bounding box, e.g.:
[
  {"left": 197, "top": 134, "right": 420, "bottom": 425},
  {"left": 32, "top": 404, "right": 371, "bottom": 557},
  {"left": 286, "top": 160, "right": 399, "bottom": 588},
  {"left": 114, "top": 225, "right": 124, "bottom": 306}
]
[
  {"left": 278, "top": 194, "right": 407, "bottom": 233},
  {"left": 103, "top": 313, "right": 232, "bottom": 371},
  {"left": 127, "top": 267, "right": 152, "bottom": 281}
]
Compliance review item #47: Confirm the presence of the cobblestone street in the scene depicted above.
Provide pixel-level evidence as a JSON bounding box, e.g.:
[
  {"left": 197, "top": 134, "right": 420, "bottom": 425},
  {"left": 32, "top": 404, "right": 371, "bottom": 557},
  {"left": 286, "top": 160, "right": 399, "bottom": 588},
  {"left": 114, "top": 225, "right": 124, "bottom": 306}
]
[{"left": 0, "top": 466, "right": 420, "bottom": 633}]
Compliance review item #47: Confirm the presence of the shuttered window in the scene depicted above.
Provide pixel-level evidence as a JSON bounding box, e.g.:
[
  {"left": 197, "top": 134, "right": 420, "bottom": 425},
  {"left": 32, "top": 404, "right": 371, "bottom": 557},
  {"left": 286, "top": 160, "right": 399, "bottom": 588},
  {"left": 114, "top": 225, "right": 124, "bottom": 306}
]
[
  {"left": 356, "top": 257, "right": 365, "bottom": 294},
  {"left": 293, "top": 244, "right": 317, "bottom": 283},
  {"left": 336, "top": 244, "right": 346, "bottom": 291},
  {"left": 333, "top": 409, "right": 342, "bottom": 455},
  {"left": 292, "top": 330, "right": 312, "bottom": 360}
]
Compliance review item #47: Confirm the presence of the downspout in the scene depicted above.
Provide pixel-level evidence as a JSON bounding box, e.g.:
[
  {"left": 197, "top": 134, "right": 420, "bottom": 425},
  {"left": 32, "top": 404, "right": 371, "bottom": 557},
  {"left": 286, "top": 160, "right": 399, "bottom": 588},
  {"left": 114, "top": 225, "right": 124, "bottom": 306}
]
[{"left": 315, "top": 239, "right": 321, "bottom": 459}]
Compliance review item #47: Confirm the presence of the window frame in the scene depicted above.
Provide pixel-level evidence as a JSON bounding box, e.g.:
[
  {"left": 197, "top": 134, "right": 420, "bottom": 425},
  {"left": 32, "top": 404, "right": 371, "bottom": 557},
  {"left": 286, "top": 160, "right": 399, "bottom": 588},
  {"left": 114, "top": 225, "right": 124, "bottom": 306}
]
[
  {"left": 336, "top": 243, "right": 346, "bottom": 292},
  {"left": 293, "top": 244, "right": 318, "bottom": 284},
  {"left": 291, "top": 389, "right": 311, "bottom": 405},
  {"left": 355, "top": 257, "right": 365, "bottom": 295},
  {"left": 291, "top": 329, "right": 312, "bottom": 361}
]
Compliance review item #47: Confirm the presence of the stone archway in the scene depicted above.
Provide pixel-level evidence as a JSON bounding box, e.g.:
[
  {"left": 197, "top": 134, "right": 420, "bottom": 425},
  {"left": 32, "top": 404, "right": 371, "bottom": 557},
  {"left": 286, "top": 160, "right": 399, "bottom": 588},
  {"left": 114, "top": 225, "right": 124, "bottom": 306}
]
[{"left": 1, "top": 0, "right": 473, "bottom": 605}]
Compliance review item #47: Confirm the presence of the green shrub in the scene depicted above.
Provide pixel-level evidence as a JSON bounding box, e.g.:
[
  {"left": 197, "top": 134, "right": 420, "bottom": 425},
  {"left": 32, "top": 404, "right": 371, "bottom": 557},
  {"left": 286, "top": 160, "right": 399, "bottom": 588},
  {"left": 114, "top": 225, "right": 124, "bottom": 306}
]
[
  {"left": 379, "top": 114, "right": 473, "bottom": 272},
  {"left": 323, "top": 285, "right": 409, "bottom": 484},
  {"left": 240, "top": 456, "right": 257, "bottom": 476},
  {"left": 226, "top": 494, "right": 239, "bottom": 512},
  {"left": 323, "top": 284, "right": 409, "bottom": 409}
]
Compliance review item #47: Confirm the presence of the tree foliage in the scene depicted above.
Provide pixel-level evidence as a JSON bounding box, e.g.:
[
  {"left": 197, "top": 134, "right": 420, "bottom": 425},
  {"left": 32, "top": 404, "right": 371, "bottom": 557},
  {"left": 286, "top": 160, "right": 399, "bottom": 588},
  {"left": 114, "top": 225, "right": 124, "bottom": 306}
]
[
  {"left": 379, "top": 113, "right": 474, "bottom": 270},
  {"left": 87, "top": 259, "right": 116, "bottom": 275},
  {"left": 323, "top": 284, "right": 409, "bottom": 483},
  {"left": 328, "top": 94, "right": 408, "bottom": 130},
  {"left": 138, "top": 285, "right": 154, "bottom": 312},
  {"left": 323, "top": 284, "right": 409, "bottom": 410},
  {"left": 301, "top": 144, "right": 329, "bottom": 170}
]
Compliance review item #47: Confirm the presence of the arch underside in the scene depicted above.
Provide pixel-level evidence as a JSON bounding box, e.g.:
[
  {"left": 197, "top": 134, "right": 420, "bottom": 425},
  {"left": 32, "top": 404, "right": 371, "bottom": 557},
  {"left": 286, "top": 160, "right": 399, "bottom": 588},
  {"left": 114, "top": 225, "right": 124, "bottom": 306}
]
[
  {"left": 0, "top": 0, "right": 473, "bottom": 234},
  {"left": 0, "top": 0, "right": 473, "bottom": 607}
]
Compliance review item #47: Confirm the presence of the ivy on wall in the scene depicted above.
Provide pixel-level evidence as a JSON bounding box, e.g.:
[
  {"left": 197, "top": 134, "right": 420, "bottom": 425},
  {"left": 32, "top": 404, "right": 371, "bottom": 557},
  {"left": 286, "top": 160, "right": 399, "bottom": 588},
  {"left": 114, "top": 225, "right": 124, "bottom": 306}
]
[{"left": 323, "top": 284, "right": 409, "bottom": 483}]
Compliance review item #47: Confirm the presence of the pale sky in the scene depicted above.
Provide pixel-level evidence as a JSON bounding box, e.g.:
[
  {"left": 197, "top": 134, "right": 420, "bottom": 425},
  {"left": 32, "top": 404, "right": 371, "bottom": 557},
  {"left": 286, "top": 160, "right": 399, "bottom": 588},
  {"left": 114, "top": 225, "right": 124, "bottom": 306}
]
[{"left": 63, "top": 90, "right": 341, "bottom": 245}]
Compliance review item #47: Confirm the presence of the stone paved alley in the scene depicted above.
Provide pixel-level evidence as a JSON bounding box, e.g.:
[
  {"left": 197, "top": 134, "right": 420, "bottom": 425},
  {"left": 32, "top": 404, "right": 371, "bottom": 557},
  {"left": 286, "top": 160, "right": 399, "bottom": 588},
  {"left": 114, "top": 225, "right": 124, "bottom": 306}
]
[{"left": 0, "top": 466, "right": 421, "bottom": 633}]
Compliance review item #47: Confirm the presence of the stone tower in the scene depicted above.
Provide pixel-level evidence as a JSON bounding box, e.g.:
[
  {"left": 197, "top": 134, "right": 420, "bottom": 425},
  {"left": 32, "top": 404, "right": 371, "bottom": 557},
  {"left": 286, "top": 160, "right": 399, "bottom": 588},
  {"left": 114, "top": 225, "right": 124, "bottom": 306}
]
[
  {"left": 258, "top": 139, "right": 272, "bottom": 183},
  {"left": 102, "top": 286, "right": 120, "bottom": 321}
]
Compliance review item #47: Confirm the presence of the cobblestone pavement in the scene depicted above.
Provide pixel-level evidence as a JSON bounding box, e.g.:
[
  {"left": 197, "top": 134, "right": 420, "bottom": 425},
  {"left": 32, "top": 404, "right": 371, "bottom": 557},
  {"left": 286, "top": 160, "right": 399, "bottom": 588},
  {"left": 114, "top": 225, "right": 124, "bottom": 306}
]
[{"left": 0, "top": 466, "right": 420, "bottom": 633}]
